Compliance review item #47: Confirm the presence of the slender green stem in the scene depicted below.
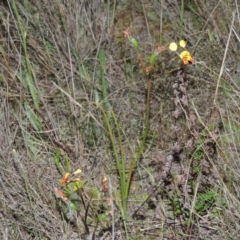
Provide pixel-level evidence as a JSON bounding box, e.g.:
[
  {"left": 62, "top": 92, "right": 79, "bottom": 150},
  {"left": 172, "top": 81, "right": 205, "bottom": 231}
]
[{"left": 126, "top": 76, "right": 151, "bottom": 200}]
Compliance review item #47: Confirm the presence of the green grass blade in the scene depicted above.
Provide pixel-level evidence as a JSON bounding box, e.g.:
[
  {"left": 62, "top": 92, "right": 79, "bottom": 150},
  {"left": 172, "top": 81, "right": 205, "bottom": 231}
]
[
  {"left": 24, "top": 102, "right": 42, "bottom": 131},
  {"left": 11, "top": 0, "right": 39, "bottom": 110},
  {"left": 55, "top": 150, "right": 63, "bottom": 175},
  {"left": 25, "top": 73, "right": 39, "bottom": 110}
]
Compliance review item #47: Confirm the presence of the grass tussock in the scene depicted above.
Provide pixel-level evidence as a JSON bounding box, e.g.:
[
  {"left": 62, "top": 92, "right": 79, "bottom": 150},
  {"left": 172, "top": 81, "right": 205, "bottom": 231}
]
[{"left": 0, "top": 0, "right": 240, "bottom": 239}]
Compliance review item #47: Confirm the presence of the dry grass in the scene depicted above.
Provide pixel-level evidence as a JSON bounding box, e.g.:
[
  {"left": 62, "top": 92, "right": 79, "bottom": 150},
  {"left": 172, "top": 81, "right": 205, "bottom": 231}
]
[{"left": 0, "top": 0, "right": 240, "bottom": 239}]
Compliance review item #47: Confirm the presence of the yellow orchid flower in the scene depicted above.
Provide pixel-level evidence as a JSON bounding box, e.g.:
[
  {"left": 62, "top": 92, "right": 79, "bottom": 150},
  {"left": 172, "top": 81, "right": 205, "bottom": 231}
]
[
  {"left": 179, "top": 50, "right": 194, "bottom": 65},
  {"left": 169, "top": 42, "right": 178, "bottom": 51},
  {"left": 169, "top": 40, "right": 193, "bottom": 65},
  {"left": 73, "top": 169, "right": 82, "bottom": 175},
  {"left": 60, "top": 173, "right": 70, "bottom": 185},
  {"left": 179, "top": 40, "right": 187, "bottom": 48}
]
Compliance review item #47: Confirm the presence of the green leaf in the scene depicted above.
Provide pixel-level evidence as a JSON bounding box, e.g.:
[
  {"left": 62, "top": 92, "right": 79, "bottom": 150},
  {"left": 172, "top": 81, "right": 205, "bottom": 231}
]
[
  {"left": 72, "top": 180, "right": 84, "bottom": 191},
  {"left": 69, "top": 191, "right": 79, "bottom": 202},
  {"left": 54, "top": 150, "right": 63, "bottom": 175},
  {"left": 98, "top": 49, "right": 106, "bottom": 73},
  {"left": 98, "top": 213, "right": 107, "bottom": 222},
  {"left": 64, "top": 156, "right": 71, "bottom": 173},
  {"left": 149, "top": 52, "right": 158, "bottom": 65},
  {"left": 129, "top": 37, "right": 139, "bottom": 51},
  {"left": 79, "top": 64, "right": 90, "bottom": 81},
  {"left": 68, "top": 202, "right": 78, "bottom": 211},
  {"left": 26, "top": 136, "right": 38, "bottom": 156},
  {"left": 92, "top": 189, "right": 101, "bottom": 198},
  {"left": 25, "top": 73, "right": 39, "bottom": 110},
  {"left": 24, "top": 102, "right": 42, "bottom": 131}
]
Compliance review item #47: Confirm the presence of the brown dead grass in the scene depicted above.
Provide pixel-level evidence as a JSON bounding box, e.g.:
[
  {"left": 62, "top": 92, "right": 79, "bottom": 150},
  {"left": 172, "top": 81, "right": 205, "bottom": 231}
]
[{"left": 0, "top": 0, "right": 240, "bottom": 239}]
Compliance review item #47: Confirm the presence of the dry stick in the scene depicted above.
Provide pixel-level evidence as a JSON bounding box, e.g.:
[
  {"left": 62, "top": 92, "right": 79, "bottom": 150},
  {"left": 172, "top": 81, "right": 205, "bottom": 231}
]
[
  {"left": 214, "top": 10, "right": 235, "bottom": 104},
  {"left": 232, "top": 27, "right": 240, "bottom": 43}
]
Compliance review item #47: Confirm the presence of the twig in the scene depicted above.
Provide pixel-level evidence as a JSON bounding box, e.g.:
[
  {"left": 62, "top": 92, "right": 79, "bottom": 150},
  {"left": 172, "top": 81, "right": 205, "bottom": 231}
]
[{"left": 214, "top": 10, "right": 235, "bottom": 104}]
